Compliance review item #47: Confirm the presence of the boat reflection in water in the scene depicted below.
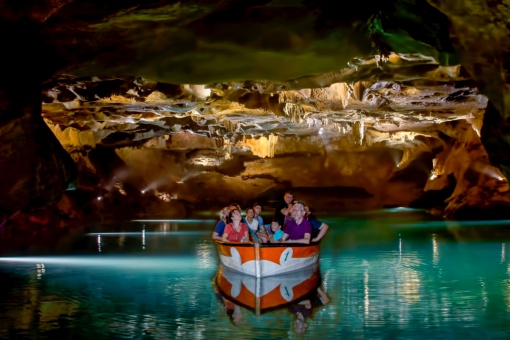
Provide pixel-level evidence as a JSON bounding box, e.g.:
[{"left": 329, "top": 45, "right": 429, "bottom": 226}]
[{"left": 214, "top": 262, "right": 321, "bottom": 316}]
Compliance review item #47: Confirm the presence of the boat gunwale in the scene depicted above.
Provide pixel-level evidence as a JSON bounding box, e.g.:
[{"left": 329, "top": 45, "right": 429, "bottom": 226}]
[{"left": 214, "top": 241, "right": 320, "bottom": 248}]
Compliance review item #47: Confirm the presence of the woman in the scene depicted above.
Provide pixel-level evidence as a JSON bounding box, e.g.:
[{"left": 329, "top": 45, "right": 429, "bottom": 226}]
[
  {"left": 245, "top": 207, "right": 268, "bottom": 243},
  {"left": 222, "top": 209, "right": 250, "bottom": 243}
]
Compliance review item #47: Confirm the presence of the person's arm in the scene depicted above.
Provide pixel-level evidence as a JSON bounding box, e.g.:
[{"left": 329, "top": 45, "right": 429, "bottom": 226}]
[
  {"left": 280, "top": 203, "right": 293, "bottom": 217},
  {"left": 256, "top": 222, "right": 268, "bottom": 237},
  {"left": 312, "top": 223, "right": 329, "bottom": 242},
  {"left": 284, "top": 233, "right": 311, "bottom": 244},
  {"left": 317, "top": 287, "right": 330, "bottom": 305},
  {"left": 212, "top": 220, "right": 225, "bottom": 241},
  {"left": 222, "top": 232, "right": 229, "bottom": 242},
  {"left": 222, "top": 224, "right": 232, "bottom": 242},
  {"left": 242, "top": 230, "right": 249, "bottom": 243},
  {"left": 282, "top": 233, "right": 289, "bottom": 242},
  {"left": 257, "top": 234, "right": 268, "bottom": 243}
]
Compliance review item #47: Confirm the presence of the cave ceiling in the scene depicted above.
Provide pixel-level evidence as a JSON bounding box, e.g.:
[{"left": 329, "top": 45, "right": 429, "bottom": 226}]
[{"left": 2, "top": 0, "right": 510, "bottom": 219}]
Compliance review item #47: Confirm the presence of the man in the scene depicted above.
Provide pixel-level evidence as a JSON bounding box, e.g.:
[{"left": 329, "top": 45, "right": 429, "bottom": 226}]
[
  {"left": 274, "top": 191, "right": 294, "bottom": 227},
  {"left": 253, "top": 202, "right": 270, "bottom": 234},
  {"left": 253, "top": 202, "right": 264, "bottom": 226},
  {"left": 304, "top": 204, "right": 329, "bottom": 242},
  {"left": 281, "top": 201, "right": 312, "bottom": 244}
]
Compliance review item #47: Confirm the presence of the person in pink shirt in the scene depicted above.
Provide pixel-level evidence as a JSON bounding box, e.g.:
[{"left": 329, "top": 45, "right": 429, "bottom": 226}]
[{"left": 222, "top": 209, "right": 250, "bottom": 243}]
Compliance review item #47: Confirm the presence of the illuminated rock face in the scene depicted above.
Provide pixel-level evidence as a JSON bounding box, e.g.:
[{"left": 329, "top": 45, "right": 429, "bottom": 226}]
[{"left": 1, "top": 0, "right": 510, "bottom": 221}]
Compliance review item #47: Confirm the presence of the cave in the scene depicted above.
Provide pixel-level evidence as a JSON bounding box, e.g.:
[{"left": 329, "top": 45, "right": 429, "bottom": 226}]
[
  {"left": 1, "top": 1, "right": 510, "bottom": 231},
  {"left": 4, "top": 1, "right": 510, "bottom": 338}
]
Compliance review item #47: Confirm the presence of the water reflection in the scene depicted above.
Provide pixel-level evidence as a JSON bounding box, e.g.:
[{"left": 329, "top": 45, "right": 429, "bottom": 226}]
[
  {"left": 3, "top": 215, "right": 510, "bottom": 338},
  {"left": 288, "top": 286, "right": 330, "bottom": 334},
  {"left": 214, "top": 263, "right": 321, "bottom": 315},
  {"left": 214, "top": 263, "right": 330, "bottom": 334}
]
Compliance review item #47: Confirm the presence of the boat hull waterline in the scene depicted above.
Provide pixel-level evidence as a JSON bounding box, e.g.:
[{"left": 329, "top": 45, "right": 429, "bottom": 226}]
[{"left": 215, "top": 241, "right": 320, "bottom": 277}]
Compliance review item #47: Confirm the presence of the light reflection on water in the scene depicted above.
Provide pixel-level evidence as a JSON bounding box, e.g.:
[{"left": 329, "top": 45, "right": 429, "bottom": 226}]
[{"left": 2, "top": 210, "right": 510, "bottom": 338}]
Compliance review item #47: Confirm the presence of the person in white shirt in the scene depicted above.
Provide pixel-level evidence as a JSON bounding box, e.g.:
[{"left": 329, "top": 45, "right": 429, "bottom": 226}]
[{"left": 244, "top": 207, "right": 268, "bottom": 243}]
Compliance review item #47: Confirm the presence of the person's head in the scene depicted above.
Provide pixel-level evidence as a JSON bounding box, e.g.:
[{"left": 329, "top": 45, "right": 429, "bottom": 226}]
[
  {"left": 228, "top": 203, "right": 239, "bottom": 211},
  {"left": 304, "top": 204, "right": 313, "bottom": 218},
  {"left": 284, "top": 191, "right": 294, "bottom": 205},
  {"left": 293, "top": 314, "right": 307, "bottom": 334},
  {"left": 219, "top": 207, "right": 230, "bottom": 220},
  {"left": 291, "top": 201, "right": 305, "bottom": 220},
  {"left": 226, "top": 305, "right": 243, "bottom": 326},
  {"left": 227, "top": 209, "right": 242, "bottom": 223},
  {"left": 253, "top": 202, "right": 262, "bottom": 215},
  {"left": 246, "top": 207, "right": 254, "bottom": 218},
  {"left": 270, "top": 220, "right": 281, "bottom": 233}
]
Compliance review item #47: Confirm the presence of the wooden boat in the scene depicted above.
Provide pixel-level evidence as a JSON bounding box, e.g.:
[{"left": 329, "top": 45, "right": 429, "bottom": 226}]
[
  {"left": 214, "top": 241, "right": 320, "bottom": 277},
  {"left": 215, "top": 262, "right": 320, "bottom": 315}
]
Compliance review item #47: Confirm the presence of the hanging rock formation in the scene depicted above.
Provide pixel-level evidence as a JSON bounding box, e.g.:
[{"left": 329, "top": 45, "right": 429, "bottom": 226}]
[{"left": 1, "top": 0, "right": 510, "bottom": 223}]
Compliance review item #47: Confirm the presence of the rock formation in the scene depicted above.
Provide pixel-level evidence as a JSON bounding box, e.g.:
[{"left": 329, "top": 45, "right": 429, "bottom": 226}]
[{"left": 1, "top": 0, "right": 510, "bottom": 227}]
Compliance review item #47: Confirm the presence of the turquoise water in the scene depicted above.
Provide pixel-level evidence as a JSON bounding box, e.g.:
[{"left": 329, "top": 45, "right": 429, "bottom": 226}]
[{"left": 2, "top": 209, "right": 510, "bottom": 339}]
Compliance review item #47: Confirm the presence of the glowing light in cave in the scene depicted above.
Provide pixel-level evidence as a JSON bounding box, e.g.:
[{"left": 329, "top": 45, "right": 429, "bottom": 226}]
[
  {"left": 177, "top": 171, "right": 207, "bottom": 184},
  {"left": 36, "top": 263, "right": 45, "bottom": 279},
  {"left": 142, "top": 226, "right": 145, "bottom": 250},
  {"left": 177, "top": 172, "right": 195, "bottom": 183},
  {"left": 87, "top": 231, "right": 210, "bottom": 235},
  {"left": 115, "top": 181, "right": 127, "bottom": 195},
  {"left": 0, "top": 256, "right": 201, "bottom": 270},
  {"left": 482, "top": 168, "right": 504, "bottom": 180},
  {"left": 141, "top": 177, "right": 171, "bottom": 193},
  {"left": 189, "top": 156, "right": 221, "bottom": 166},
  {"left": 316, "top": 124, "right": 330, "bottom": 158},
  {"left": 389, "top": 149, "right": 403, "bottom": 168},
  {"left": 155, "top": 190, "right": 174, "bottom": 202},
  {"left": 472, "top": 162, "right": 507, "bottom": 181},
  {"left": 429, "top": 158, "right": 439, "bottom": 180},
  {"left": 131, "top": 219, "right": 215, "bottom": 223}
]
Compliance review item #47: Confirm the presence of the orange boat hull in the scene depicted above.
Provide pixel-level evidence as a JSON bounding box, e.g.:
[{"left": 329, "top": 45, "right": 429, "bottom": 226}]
[{"left": 215, "top": 241, "right": 320, "bottom": 277}]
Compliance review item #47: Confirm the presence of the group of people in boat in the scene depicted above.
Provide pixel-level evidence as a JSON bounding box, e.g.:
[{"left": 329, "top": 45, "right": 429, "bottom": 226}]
[{"left": 211, "top": 191, "right": 329, "bottom": 244}]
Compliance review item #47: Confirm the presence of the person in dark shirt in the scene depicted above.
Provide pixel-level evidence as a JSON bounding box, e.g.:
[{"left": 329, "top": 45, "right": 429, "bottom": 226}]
[
  {"left": 304, "top": 204, "right": 330, "bottom": 242},
  {"left": 274, "top": 191, "right": 294, "bottom": 227}
]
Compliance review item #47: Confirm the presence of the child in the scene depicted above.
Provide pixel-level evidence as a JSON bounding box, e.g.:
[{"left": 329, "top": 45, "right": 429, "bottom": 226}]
[{"left": 268, "top": 220, "right": 284, "bottom": 243}]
